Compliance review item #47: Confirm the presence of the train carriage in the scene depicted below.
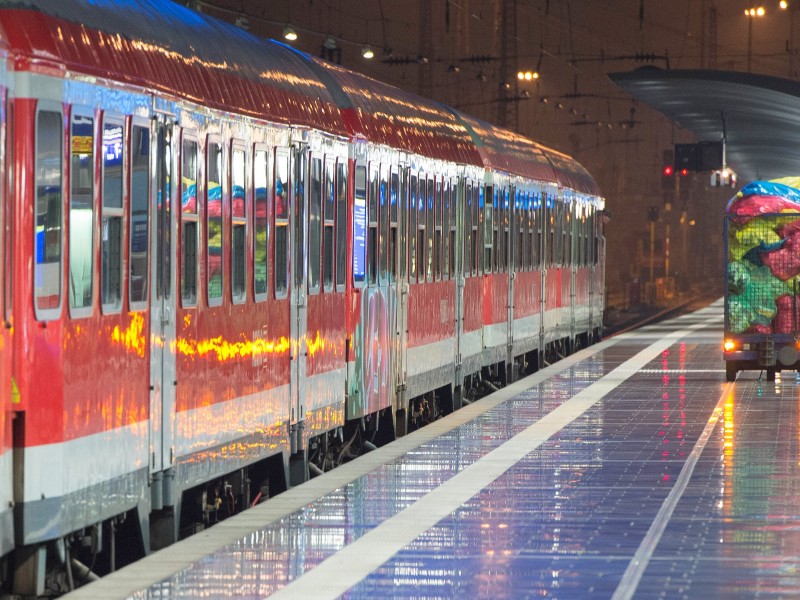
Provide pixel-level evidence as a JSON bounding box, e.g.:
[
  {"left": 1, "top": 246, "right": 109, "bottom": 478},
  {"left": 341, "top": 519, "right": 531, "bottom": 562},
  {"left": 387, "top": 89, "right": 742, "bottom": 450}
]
[{"left": 0, "top": 0, "right": 605, "bottom": 596}]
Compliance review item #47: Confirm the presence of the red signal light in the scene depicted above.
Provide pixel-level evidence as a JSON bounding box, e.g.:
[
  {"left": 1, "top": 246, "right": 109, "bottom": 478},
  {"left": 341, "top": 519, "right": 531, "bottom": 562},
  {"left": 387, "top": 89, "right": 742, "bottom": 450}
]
[
  {"left": 680, "top": 168, "right": 689, "bottom": 176},
  {"left": 663, "top": 165, "right": 674, "bottom": 176}
]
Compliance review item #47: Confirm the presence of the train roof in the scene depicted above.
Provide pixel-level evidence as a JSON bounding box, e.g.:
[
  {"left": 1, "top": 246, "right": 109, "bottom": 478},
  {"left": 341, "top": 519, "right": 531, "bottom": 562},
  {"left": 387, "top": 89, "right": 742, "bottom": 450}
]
[
  {"left": 451, "top": 110, "right": 559, "bottom": 184},
  {"left": 306, "top": 58, "right": 484, "bottom": 168},
  {"left": 539, "top": 146, "right": 603, "bottom": 197},
  {"left": 0, "top": 0, "right": 348, "bottom": 135}
]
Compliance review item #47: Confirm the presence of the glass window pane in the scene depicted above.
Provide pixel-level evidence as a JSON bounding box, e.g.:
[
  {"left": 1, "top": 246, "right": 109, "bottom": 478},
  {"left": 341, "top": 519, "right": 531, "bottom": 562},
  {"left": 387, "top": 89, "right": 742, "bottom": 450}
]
[
  {"left": 323, "top": 160, "right": 334, "bottom": 290},
  {"left": 309, "top": 157, "right": 322, "bottom": 291},
  {"left": 207, "top": 140, "right": 223, "bottom": 302},
  {"left": 232, "top": 147, "right": 245, "bottom": 218},
  {"left": 254, "top": 149, "right": 268, "bottom": 296},
  {"left": 35, "top": 109, "right": 63, "bottom": 312},
  {"left": 129, "top": 124, "right": 149, "bottom": 305},
  {"left": 353, "top": 165, "right": 367, "bottom": 286},
  {"left": 102, "top": 121, "right": 123, "bottom": 209},
  {"left": 102, "top": 119, "right": 123, "bottom": 310},
  {"left": 335, "top": 160, "right": 347, "bottom": 288},
  {"left": 70, "top": 112, "right": 94, "bottom": 310},
  {"left": 275, "top": 152, "right": 289, "bottom": 296}
]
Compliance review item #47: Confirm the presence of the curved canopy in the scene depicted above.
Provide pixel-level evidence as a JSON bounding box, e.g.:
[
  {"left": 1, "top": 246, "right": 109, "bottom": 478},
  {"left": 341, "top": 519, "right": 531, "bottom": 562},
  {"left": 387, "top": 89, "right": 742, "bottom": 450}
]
[{"left": 609, "top": 67, "right": 800, "bottom": 182}]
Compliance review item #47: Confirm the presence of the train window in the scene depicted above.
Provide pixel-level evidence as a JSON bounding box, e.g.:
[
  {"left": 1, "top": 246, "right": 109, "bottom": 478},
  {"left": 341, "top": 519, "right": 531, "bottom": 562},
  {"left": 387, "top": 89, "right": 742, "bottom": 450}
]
[
  {"left": 207, "top": 138, "right": 223, "bottom": 305},
  {"left": 308, "top": 156, "right": 322, "bottom": 294},
  {"left": 445, "top": 179, "right": 454, "bottom": 279},
  {"left": 484, "top": 186, "right": 494, "bottom": 273},
  {"left": 293, "top": 151, "right": 306, "bottom": 289},
  {"left": 129, "top": 122, "right": 149, "bottom": 307},
  {"left": 499, "top": 187, "right": 508, "bottom": 273},
  {"left": 274, "top": 150, "right": 289, "bottom": 297},
  {"left": 254, "top": 147, "right": 269, "bottom": 299},
  {"left": 408, "top": 174, "right": 417, "bottom": 281},
  {"left": 101, "top": 116, "right": 124, "bottom": 313},
  {"left": 69, "top": 109, "right": 94, "bottom": 315},
  {"left": 353, "top": 164, "right": 367, "bottom": 287},
  {"left": 464, "top": 182, "right": 473, "bottom": 276},
  {"left": 418, "top": 177, "right": 426, "bottom": 283},
  {"left": 180, "top": 135, "right": 199, "bottom": 307},
  {"left": 323, "top": 159, "right": 334, "bottom": 291},
  {"left": 231, "top": 143, "right": 246, "bottom": 303},
  {"left": 474, "top": 184, "right": 482, "bottom": 275},
  {"left": 389, "top": 169, "right": 399, "bottom": 278},
  {"left": 34, "top": 107, "right": 63, "bottom": 317},
  {"left": 380, "top": 166, "right": 388, "bottom": 279},
  {"left": 367, "top": 164, "right": 378, "bottom": 286},
  {"left": 517, "top": 190, "right": 525, "bottom": 271},
  {"left": 335, "top": 159, "right": 347, "bottom": 290},
  {"left": 434, "top": 178, "right": 442, "bottom": 280},
  {"left": 426, "top": 177, "right": 434, "bottom": 281},
  {"left": 398, "top": 169, "right": 407, "bottom": 280}
]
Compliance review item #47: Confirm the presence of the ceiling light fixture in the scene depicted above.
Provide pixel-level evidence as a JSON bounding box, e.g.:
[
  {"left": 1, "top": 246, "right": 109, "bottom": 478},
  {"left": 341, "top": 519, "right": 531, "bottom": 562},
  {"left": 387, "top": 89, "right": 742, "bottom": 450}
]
[
  {"left": 283, "top": 25, "right": 298, "bottom": 41},
  {"left": 362, "top": 46, "right": 374, "bottom": 59}
]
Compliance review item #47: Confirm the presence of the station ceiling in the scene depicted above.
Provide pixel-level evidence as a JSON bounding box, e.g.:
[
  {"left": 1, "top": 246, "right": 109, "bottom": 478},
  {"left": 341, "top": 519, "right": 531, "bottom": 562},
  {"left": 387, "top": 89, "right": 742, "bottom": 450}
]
[{"left": 609, "top": 68, "right": 800, "bottom": 183}]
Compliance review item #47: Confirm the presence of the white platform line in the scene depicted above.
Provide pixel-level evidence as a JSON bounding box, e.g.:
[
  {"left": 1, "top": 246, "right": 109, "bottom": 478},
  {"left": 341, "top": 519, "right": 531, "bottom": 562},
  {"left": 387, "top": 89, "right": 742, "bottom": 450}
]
[
  {"left": 269, "top": 316, "right": 718, "bottom": 599},
  {"left": 611, "top": 382, "right": 730, "bottom": 600}
]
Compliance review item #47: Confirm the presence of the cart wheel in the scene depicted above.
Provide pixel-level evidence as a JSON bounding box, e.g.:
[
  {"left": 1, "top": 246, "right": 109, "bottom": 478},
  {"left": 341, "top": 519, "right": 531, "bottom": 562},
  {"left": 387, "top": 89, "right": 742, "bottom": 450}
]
[{"left": 725, "top": 362, "right": 737, "bottom": 382}]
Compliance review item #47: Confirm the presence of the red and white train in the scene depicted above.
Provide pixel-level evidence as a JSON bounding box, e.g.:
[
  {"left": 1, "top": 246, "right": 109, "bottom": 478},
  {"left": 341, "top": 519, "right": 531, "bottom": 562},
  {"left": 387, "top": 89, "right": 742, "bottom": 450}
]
[{"left": 0, "top": 0, "right": 605, "bottom": 594}]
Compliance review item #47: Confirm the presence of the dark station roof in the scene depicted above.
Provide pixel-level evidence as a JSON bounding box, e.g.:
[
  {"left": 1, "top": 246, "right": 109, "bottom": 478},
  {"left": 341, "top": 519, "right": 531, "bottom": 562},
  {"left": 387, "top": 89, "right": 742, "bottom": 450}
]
[{"left": 609, "top": 67, "right": 800, "bottom": 182}]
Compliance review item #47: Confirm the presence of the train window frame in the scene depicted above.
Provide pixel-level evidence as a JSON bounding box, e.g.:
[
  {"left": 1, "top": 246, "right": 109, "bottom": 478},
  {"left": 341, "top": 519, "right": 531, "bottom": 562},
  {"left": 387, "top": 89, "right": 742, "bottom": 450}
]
[
  {"left": 253, "top": 144, "right": 270, "bottom": 301},
  {"left": 353, "top": 163, "right": 367, "bottom": 289},
  {"left": 389, "top": 168, "right": 399, "bottom": 280},
  {"left": 367, "top": 162, "right": 378, "bottom": 286},
  {"left": 323, "top": 157, "right": 335, "bottom": 292},
  {"left": 483, "top": 185, "right": 494, "bottom": 274},
  {"left": 398, "top": 168, "right": 407, "bottom": 281},
  {"left": 418, "top": 175, "right": 427, "bottom": 283},
  {"left": 274, "top": 147, "right": 290, "bottom": 299},
  {"left": 447, "top": 177, "right": 458, "bottom": 279},
  {"left": 33, "top": 101, "right": 64, "bottom": 321},
  {"left": 379, "top": 164, "right": 389, "bottom": 282},
  {"left": 68, "top": 105, "right": 95, "bottom": 318},
  {"left": 206, "top": 135, "right": 224, "bottom": 307},
  {"left": 425, "top": 176, "right": 434, "bottom": 282},
  {"left": 408, "top": 173, "right": 417, "bottom": 282},
  {"left": 100, "top": 113, "right": 125, "bottom": 314},
  {"left": 230, "top": 140, "right": 247, "bottom": 304},
  {"left": 180, "top": 131, "right": 199, "bottom": 308},
  {"left": 128, "top": 118, "right": 150, "bottom": 310},
  {"left": 434, "top": 177, "right": 442, "bottom": 281},
  {"left": 335, "top": 158, "right": 347, "bottom": 292},
  {"left": 308, "top": 154, "right": 322, "bottom": 295}
]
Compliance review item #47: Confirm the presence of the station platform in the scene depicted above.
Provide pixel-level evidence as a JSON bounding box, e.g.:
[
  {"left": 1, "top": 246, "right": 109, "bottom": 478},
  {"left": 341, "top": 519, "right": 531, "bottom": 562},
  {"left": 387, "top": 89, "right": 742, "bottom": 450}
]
[{"left": 68, "top": 299, "right": 800, "bottom": 599}]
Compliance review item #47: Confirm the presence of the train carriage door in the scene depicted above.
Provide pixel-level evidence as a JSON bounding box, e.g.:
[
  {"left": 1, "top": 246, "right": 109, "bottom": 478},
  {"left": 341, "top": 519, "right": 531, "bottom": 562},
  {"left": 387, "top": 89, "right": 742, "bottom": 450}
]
[
  {"left": 393, "top": 167, "right": 408, "bottom": 429},
  {"left": 149, "top": 113, "right": 177, "bottom": 507},
  {"left": 454, "top": 177, "right": 466, "bottom": 397},
  {"left": 290, "top": 144, "right": 308, "bottom": 456}
]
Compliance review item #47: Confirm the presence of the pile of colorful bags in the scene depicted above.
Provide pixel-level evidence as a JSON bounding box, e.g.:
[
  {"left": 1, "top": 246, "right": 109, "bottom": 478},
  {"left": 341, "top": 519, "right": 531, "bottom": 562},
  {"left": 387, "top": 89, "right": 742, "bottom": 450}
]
[{"left": 726, "top": 177, "right": 800, "bottom": 334}]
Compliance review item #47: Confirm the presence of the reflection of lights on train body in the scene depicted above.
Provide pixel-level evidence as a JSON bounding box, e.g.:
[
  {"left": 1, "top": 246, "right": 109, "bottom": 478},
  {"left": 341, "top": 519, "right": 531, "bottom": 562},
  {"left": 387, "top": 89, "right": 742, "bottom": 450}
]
[{"left": 108, "top": 314, "right": 337, "bottom": 362}]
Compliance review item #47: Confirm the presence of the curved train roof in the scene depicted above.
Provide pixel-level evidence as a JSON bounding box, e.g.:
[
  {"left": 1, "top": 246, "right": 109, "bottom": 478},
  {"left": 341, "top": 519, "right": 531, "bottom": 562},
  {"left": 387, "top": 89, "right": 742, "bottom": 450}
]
[
  {"left": 307, "top": 59, "right": 483, "bottom": 167},
  {"left": 538, "top": 146, "right": 603, "bottom": 197},
  {"left": 0, "top": 0, "right": 347, "bottom": 135},
  {"left": 452, "top": 111, "right": 558, "bottom": 184}
]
